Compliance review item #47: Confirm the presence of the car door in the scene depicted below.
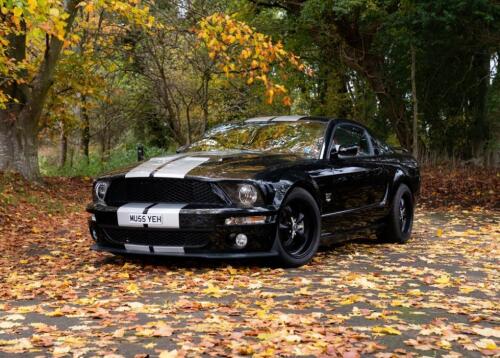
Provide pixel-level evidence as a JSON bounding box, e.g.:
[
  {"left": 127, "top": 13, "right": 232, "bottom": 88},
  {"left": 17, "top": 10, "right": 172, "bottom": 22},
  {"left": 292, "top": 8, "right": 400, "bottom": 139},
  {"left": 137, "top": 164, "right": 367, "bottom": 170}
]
[{"left": 322, "top": 123, "right": 388, "bottom": 233}]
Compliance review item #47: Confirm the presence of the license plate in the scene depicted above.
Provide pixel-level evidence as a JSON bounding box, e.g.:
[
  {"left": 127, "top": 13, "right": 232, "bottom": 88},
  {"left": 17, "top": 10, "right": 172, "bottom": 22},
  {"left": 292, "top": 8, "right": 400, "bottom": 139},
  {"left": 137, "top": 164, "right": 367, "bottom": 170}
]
[{"left": 128, "top": 213, "right": 163, "bottom": 225}]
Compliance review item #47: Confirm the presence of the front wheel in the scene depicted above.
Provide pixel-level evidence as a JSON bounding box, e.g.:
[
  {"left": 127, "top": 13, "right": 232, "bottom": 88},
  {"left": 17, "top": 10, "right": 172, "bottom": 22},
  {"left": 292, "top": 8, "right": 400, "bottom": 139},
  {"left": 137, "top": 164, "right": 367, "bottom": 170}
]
[
  {"left": 377, "top": 184, "right": 414, "bottom": 243},
  {"left": 275, "top": 188, "right": 321, "bottom": 267}
]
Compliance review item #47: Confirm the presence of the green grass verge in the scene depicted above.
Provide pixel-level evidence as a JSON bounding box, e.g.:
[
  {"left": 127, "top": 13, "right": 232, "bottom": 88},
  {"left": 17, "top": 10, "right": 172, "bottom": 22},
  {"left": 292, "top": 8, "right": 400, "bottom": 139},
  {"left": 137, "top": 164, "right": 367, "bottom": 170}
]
[{"left": 40, "top": 146, "right": 171, "bottom": 178}]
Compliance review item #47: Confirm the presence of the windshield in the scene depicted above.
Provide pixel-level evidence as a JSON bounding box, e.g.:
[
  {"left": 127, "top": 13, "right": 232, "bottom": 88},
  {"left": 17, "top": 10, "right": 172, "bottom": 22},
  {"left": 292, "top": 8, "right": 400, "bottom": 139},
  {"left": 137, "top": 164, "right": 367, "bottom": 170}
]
[{"left": 185, "top": 121, "right": 327, "bottom": 159}]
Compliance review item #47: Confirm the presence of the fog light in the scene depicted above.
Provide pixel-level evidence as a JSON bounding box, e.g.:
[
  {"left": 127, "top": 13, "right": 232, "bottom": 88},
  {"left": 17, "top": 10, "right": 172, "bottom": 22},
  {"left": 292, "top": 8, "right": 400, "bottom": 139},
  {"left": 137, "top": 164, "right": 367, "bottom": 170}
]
[{"left": 235, "top": 233, "right": 248, "bottom": 248}]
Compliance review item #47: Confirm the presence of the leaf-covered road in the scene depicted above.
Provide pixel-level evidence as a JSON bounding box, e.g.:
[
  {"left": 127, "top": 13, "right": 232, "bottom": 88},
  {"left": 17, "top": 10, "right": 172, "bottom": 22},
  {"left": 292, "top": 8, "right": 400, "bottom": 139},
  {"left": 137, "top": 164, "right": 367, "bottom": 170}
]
[{"left": 0, "top": 178, "right": 499, "bottom": 357}]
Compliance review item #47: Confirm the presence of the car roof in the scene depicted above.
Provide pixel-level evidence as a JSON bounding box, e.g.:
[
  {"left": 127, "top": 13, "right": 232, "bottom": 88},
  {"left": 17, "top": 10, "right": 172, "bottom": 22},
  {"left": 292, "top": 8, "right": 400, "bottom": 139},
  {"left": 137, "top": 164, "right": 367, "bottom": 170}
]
[
  {"left": 245, "top": 115, "right": 332, "bottom": 123},
  {"left": 242, "top": 116, "right": 374, "bottom": 135}
]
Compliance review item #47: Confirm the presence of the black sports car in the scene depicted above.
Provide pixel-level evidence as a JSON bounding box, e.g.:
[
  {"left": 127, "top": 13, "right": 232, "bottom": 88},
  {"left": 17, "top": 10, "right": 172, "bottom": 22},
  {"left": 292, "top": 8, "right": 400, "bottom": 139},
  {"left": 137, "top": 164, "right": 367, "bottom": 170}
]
[{"left": 87, "top": 116, "right": 420, "bottom": 267}]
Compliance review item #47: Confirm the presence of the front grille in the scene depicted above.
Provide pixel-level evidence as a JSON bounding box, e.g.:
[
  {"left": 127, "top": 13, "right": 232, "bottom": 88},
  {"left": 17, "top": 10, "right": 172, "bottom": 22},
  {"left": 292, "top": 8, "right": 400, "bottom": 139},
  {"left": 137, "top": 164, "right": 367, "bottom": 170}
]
[
  {"left": 103, "top": 228, "right": 210, "bottom": 248},
  {"left": 105, "top": 178, "right": 223, "bottom": 206}
]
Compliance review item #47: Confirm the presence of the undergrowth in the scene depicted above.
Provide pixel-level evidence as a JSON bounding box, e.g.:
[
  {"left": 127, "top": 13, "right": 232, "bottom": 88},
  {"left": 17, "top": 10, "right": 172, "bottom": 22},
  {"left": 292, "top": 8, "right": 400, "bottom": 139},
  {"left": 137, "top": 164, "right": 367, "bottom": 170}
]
[{"left": 40, "top": 146, "right": 171, "bottom": 178}]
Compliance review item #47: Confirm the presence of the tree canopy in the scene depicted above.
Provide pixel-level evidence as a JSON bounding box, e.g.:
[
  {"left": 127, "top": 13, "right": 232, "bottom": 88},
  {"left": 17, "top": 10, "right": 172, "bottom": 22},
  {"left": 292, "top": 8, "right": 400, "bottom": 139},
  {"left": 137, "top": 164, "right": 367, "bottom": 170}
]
[{"left": 0, "top": 0, "right": 499, "bottom": 180}]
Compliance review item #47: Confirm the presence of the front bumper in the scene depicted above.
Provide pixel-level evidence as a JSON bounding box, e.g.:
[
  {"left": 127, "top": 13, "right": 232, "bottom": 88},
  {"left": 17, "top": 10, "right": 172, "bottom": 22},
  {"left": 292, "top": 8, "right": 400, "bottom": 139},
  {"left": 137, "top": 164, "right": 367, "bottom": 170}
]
[{"left": 87, "top": 203, "right": 279, "bottom": 258}]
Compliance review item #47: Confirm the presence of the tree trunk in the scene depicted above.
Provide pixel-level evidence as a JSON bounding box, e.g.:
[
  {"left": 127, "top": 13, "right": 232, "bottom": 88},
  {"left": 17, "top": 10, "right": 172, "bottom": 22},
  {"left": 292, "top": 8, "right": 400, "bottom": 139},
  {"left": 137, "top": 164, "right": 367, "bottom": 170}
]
[
  {"left": 470, "top": 52, "right": 490, "bottom": 158},
  {"left": 80, "top": 95, "right": 90, "bottom": 163},
  {"left": 0, "top": 113, "right": 14, "bottom": 171},
  {"left": 335, "top": 24, "right": 411, "bottom": 148},
  {"left": 60, "top": 125, "right": 68, "bottom": 168},
  {"left": 411, "top": 45, "right": 419, "bottom": 159},
  {"left": 0, "top": 106, "right": 41, "bottom": 180},
  {"left": 0, "top": 0, "right": 80, "bottom": 181},
  {"left": 201, "top": 72, "right": 210, "bottom": 134},
  {"left": 185, "top": 106, "right": 192, "bottom": 145}
]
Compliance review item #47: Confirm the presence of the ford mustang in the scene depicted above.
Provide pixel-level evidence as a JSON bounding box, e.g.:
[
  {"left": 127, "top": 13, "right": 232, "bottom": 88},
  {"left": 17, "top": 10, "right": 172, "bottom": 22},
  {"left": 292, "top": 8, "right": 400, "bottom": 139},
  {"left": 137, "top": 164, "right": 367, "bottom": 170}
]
[{"left": 87, "top": 116, "right": 420, "bottom": 267}]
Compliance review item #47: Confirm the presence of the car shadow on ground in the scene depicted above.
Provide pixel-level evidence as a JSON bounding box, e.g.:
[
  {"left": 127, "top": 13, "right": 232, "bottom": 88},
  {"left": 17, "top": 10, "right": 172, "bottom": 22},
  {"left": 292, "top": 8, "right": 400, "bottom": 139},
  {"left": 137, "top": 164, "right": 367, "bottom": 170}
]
[{"left": 93, "top": 235, "right": 383, "bottom": 270}]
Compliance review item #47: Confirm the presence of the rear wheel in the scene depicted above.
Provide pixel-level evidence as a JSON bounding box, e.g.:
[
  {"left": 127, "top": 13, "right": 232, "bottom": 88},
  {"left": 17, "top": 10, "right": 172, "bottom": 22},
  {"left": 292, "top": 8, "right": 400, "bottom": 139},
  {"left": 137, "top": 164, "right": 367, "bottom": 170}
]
[
  {"left": 275, "top": 188, "right": 320, "bottom": 267},
  {"left": 377, "top": 184, "right": 414, "bottom": 243}
]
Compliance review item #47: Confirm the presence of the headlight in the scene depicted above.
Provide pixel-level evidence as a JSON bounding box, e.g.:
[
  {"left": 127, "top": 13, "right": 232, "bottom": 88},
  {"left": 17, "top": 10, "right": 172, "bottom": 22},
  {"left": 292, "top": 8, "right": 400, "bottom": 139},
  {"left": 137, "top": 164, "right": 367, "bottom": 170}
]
[
  {"left": 219, "top": 182, "right": 263, "bottom": 207},
  {"left": 238, "top": 184, "right": 258, "bottom": 207},
  {"left": 94, "top": 181, "right": 108, "bottom": 202}
]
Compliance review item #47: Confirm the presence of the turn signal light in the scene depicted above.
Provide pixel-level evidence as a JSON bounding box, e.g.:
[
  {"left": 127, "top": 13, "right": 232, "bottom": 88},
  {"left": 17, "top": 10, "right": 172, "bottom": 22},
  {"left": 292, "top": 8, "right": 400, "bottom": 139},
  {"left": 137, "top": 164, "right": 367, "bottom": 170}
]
[{"left": 225, "top": 216, "right": 266, "bottom": 225}]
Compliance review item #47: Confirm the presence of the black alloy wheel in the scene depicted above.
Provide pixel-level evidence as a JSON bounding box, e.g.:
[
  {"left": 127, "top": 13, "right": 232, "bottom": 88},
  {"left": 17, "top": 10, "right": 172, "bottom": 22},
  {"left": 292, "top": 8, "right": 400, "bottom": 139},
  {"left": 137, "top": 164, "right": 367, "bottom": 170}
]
[{"left": 276, "top": 188, "right": 320, "bottom": 267}]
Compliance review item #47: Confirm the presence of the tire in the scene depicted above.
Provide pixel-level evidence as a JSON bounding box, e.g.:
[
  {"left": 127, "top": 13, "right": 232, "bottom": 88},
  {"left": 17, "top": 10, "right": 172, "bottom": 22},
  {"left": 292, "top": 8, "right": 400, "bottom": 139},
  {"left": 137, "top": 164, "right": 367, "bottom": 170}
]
[
  {"left": 275, "top": 187, "right": 321, "bottom": 267},
  {"left": 377, "top": 183, "right": 414, "bottom": 243}
]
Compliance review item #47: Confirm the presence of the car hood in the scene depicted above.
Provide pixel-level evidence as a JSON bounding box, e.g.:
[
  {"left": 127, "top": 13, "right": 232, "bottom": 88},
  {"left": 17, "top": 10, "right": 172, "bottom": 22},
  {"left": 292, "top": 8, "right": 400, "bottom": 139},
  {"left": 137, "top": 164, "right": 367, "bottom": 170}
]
[{"left": 106, "top": 151, "right": 309, "bottom": 181}]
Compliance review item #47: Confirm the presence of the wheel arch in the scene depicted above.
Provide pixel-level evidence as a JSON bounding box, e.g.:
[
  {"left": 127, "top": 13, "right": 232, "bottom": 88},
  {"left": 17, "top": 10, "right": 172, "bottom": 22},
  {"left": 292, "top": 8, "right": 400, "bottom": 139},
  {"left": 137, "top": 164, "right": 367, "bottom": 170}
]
[
  {"left": 390, "top": 168, "right": 418, "bottom": 205},
  {"left": 281, "top": 179, "right": 323, "bottom": 212}
]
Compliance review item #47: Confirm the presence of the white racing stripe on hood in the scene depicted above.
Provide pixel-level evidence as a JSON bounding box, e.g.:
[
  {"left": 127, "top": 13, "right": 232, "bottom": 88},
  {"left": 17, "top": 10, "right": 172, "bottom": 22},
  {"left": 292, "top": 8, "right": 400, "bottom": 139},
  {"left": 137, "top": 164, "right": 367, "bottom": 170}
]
[
  {"left": 153, "top": 156, "right": 210, "bottom": 178},
  {"left": 125, "top": 155, "right": 183, "bottom": 178}
]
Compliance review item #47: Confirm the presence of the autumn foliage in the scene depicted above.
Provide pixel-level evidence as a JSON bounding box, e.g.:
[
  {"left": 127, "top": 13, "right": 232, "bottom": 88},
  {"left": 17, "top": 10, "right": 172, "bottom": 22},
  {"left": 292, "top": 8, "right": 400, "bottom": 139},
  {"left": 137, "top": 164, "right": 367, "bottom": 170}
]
[{"left": 197, "top": 13, "right": 310, "bottom": 106}]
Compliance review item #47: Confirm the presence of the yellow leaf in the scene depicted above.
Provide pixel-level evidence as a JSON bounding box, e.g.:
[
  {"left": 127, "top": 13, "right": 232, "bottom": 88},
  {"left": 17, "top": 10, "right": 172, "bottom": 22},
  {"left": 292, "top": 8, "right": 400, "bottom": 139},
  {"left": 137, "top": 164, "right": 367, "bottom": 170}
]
[
  {"left": 372, "top": 326, "right": 402, "bottom": 335},
  {"left": 459, "top": 285, "right": 475, "bottom": 294},
  {"left": 12, "top": 7, "right": 23, "bottom": 18},
  {"left": 203, "top": 283, "right": 222, "bottom": 298},
  {"left": 27, "top": 0, "right": 37, "bottom": 11},
  {"left": 436, "top": 228, "right": 443, "bottom": 237},
  {"left": 49, "top": 8, "right": 60, "bottom": 17},
  {"left": 438, "top": 339, "right": 452, "bottom": 350},
  {"left": 47, "top": 309, "right": 64, "bottom": 317},
  {"left": 340, "top": 295, "right": 363, "bottom": 305},
  {"left": 159, "top": 350, "right": 178, "bottom": 358},
  {"left": 126, "top": 283, "right": 140, "bottom": 295},
  {"left": 117, "top": 272, "right": 130, "bottom": 279},
  {"left": 435, "top": 275, "right": 450, "bottom": 285},
  {"left": 476, "top": 338, "right": 497, "bottom": 350}
]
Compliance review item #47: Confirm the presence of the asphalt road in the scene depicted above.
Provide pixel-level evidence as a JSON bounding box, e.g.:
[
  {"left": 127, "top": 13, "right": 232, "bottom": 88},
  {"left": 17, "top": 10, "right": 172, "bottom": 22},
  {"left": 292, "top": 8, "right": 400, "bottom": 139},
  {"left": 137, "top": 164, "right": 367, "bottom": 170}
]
[{"left": 0, "top": 209, "right": 498, "bottom": 357}]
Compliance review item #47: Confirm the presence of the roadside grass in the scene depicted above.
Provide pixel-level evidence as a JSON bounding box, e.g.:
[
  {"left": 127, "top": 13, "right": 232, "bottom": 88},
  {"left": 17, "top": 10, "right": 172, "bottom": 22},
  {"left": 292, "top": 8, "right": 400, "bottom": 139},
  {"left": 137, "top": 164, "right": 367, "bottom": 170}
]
[{"left": 40, "top": 145, "right": 171, "bottom": 178}]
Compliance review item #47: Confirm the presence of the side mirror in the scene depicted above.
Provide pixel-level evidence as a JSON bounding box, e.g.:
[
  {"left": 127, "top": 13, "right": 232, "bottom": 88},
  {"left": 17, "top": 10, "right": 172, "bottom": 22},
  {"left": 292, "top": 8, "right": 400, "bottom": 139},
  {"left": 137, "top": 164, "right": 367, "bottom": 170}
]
[{"left": 330, "top": 144, "right": 359, "bottom": 159}]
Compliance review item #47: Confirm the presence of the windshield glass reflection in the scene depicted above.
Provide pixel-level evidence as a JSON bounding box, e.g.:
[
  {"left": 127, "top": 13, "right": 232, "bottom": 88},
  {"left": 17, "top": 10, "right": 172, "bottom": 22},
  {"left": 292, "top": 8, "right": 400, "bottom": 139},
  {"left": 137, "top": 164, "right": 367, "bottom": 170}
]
[{"left": 186, "top": 121, "right": 326, "bottom": 159}]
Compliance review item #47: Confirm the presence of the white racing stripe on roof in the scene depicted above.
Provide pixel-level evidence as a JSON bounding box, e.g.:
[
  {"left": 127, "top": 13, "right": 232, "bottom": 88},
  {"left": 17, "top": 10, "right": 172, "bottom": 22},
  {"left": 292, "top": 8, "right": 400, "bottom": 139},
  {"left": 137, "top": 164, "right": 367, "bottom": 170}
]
[
  {"left": 153, "top": 156, "right": 210, "bottom": 178},
  {"left": 271, "top": 115, "right": 308, "bottom": 122},
  {"left": 125, "top": 155, "right": 183, "bottom": 178},
  {"left": 245, "top": 116, "right": 276, "bottom": 123}
]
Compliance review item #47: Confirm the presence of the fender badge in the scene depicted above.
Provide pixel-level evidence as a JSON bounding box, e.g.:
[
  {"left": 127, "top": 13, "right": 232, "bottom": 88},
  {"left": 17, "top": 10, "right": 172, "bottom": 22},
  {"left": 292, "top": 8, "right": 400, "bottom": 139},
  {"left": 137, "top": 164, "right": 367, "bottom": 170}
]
[{"left": 325, "top": 193, "right": 332, "bottom": 202}]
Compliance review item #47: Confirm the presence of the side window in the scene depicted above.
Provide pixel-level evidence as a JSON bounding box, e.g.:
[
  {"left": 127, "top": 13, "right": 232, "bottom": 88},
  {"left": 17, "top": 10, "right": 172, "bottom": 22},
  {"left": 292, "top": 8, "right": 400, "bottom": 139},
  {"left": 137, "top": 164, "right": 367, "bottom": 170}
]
[{"left": 332, "top": 125, "right": 372, "bottom": 156}]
